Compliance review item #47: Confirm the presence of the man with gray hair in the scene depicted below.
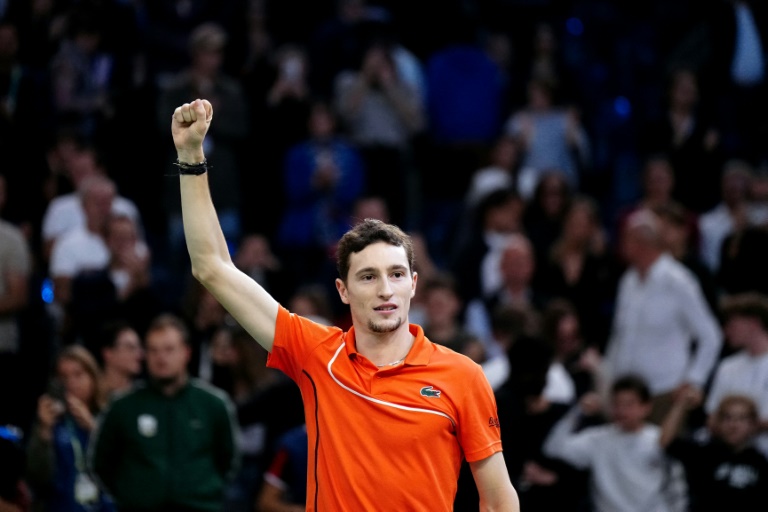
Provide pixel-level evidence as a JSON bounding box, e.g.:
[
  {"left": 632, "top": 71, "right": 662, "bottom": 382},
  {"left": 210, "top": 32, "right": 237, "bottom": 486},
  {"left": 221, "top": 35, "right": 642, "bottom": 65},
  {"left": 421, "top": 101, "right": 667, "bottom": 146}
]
[{"left": 602, "top": 208, "right": 723, "bottom": 426}]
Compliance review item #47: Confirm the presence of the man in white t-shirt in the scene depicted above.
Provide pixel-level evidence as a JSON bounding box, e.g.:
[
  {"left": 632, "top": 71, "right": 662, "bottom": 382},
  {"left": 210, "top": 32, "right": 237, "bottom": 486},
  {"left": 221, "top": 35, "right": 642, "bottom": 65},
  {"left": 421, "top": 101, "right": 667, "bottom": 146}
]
[{"left": 603, "top": 208, "right": 722, "bottom": 425}]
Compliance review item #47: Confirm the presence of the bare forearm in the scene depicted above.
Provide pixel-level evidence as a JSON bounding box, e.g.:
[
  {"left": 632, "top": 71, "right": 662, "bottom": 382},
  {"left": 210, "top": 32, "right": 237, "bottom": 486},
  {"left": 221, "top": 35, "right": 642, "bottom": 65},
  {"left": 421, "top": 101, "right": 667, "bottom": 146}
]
[
  {"left": 660, "top": 402, "right": 688, "bottom": 448},
  {"left": 179, "top": 173, "right": 232, "bottom": 279}
]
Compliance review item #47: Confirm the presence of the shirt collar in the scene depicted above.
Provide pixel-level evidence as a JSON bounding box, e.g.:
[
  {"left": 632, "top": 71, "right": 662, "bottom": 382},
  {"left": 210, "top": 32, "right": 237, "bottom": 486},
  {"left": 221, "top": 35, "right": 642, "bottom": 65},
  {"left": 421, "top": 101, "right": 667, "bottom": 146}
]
[{"left": 344, "top": 323, "right": 431, "bottom": 366}]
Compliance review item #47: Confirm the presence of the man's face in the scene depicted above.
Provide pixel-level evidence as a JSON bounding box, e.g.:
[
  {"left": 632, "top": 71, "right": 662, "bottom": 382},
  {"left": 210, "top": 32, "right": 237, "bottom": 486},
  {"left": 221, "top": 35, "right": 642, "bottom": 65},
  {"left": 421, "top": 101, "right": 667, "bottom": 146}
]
[
  {"left": 104, "top": 328, "right": 143, "bottom": 376},
  {"left": 145, "top": 327, "right": 190, "bottom": 382},
  {"left": 336, "top": 242, "right": 416, "bottom": 335}
]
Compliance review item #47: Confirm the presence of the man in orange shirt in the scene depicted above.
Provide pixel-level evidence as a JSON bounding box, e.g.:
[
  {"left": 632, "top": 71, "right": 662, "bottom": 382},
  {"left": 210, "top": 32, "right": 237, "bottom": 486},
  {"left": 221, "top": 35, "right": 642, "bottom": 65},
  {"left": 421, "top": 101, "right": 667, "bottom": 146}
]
[{"left": 170, "top": 99, "right": 520, "bottom": 511}]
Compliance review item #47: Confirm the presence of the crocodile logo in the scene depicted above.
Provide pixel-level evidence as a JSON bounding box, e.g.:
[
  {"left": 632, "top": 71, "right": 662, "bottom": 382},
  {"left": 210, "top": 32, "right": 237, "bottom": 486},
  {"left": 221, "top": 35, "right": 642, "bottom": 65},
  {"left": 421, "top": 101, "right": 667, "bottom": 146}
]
[{"left": 420, "top": 386, "right": 442, "bottom": 398}]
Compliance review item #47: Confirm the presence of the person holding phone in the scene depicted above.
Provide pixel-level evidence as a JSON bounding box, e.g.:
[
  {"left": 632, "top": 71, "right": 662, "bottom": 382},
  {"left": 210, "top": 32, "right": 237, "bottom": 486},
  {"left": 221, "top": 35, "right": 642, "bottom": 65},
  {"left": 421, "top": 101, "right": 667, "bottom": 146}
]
[{"left": 25, "top": 345, "right": 114, "bottom": 512}]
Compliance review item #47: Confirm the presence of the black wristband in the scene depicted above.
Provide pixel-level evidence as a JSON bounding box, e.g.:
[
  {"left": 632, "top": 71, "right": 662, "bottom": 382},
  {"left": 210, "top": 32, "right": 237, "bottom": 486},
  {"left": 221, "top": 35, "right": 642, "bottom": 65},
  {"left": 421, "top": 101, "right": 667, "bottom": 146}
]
[{"left": 172, "top": 159, "right": 210, "bottom": 175}]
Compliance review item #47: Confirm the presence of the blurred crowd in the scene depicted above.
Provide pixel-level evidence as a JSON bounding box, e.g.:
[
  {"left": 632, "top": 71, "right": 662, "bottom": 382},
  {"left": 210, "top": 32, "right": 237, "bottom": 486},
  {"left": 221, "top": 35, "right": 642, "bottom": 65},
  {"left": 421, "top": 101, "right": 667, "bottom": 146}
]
[{"left": 1, "top": 0, "right": 768, "bottom": 511}]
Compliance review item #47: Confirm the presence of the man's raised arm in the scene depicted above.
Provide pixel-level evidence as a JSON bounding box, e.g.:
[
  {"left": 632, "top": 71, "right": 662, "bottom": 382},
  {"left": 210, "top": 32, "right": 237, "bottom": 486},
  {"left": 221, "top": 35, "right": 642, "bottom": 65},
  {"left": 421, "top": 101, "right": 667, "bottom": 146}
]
[{"left": 173, "top": 99, "right": 279, "bottom": 351}]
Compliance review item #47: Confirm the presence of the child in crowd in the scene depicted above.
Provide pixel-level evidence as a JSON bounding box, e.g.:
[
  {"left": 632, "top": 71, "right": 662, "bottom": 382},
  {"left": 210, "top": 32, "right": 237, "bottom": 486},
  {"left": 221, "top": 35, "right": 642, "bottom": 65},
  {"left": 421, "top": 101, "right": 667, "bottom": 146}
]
[
  {"left": 661, "top": 391, "right": 768, "bottom": 511},
  {"left": 543, "top": 374, "right": 687, "bottom": 512}
]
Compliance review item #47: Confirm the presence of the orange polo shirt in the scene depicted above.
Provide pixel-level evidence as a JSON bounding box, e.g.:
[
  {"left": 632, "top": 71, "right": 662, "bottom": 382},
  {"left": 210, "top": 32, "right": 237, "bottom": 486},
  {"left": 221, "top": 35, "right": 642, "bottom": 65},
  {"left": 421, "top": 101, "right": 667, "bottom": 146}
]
[{"left": 267, "top": 306, "right": 503, "bottom": 511}]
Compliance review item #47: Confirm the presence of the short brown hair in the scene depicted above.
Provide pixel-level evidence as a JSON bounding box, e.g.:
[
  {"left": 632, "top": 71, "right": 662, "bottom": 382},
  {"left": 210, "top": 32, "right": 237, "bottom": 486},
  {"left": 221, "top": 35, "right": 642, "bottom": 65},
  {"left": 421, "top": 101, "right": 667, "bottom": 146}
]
[
  {"left": 146, "top": 313, "right": 190, "bottom": 346},
  {"left": 611, "top": 374, "right": 651, "bottom": 403},
  {"left": 335, "top": 218, "right": 414, "bottom": 281},
  {"left": 720, "top": 292, "right": 768, "bottom": 330}
]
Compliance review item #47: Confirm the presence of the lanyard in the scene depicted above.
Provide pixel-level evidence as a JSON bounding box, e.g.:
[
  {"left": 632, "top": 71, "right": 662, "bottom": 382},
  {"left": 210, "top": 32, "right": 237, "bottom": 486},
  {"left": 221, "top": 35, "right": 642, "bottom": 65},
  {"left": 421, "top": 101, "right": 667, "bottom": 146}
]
[{"left": 64, "top": 416, "right": 86, "bottom": 473}]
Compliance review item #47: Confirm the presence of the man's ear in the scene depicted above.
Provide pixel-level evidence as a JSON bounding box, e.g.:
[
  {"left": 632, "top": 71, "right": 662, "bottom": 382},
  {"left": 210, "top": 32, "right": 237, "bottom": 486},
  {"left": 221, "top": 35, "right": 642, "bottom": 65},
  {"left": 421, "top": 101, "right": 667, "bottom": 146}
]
[
  {"left": 410, "top": 271, "right": 418, "bottom": 298},
  {"left": 336, "top": 278, "right": 350, "bottom": 304}
]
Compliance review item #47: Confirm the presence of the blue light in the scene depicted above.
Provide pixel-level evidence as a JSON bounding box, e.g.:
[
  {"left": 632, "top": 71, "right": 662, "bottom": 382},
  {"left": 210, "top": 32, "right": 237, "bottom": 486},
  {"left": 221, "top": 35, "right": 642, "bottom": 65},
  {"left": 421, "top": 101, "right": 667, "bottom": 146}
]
[
  {"left": 566, "top": 17, "right": 584, "bottom": 37},
  {"left": 614, "top": 96, "right": 631, "bottom": 118},
  {"left": 41, "top": 278, "right": 54, "bottom": 304}
]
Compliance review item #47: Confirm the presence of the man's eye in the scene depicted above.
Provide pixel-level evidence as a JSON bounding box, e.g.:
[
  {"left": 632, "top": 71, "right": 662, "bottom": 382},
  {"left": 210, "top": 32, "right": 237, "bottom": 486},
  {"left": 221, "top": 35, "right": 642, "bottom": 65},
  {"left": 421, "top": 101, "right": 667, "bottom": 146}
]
[{"left": 393, "top": 272, "right": 404, "bottom": 278}]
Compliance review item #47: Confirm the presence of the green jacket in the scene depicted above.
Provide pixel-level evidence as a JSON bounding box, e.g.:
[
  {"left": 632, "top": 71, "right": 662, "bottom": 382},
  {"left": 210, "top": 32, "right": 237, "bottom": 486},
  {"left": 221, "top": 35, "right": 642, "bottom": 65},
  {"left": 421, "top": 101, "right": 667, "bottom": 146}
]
[{"left": 88, "top": 378, "right": 239, "bottom": 512}]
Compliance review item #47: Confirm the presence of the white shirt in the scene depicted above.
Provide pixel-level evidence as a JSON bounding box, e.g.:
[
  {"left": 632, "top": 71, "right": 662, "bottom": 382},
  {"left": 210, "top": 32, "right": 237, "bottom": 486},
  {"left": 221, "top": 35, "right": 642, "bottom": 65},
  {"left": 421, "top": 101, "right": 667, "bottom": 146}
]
[
  {"left": 705, "top": 350, "right": 768, "bottom": 417},
  {"left": 49, "top": 227, "right": 110, "bottom": 278},
  {"left": 42, "top": 192, "right": 142, "bottom": 243},
  {"left": 705, "top": 350, "right": 768, "bottom": 457},
  {"left": 604, "top": 254, "right": 723, "bottom": 395},
  {"left": 698, "top": 203, "right": 736, "bottom": 272},
  {"left": 543, "top": 362, "right": 576, "bottom": 405}
]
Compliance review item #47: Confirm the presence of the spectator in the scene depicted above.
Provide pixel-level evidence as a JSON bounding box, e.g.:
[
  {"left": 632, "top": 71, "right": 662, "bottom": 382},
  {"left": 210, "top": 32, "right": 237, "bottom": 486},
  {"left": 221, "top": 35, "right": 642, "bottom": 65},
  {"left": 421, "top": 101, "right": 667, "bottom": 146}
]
[
  {"left": 662, "top": 392, "right": 768, "bottom": 511},
  {"left": 449, "top": 188, "right": 525, "bottom": 305},
  {"left": 496, "top": 338, "right": 590, "bottom": 512},
  {"left": 0, "top": 174, "right": 32, "bottom": 428},
  {"left": 405, "top": 231, "right": 440, "bottom": 327},
  {"left": 603, "top": 208, "right": 723, "bottom": 426},
  {"left": 180, "top": 282, "right": 230, "bottom": 387},
  {"left": 286, "top": 284, "right": 335, "bottom": 327},
  {"left": 48, "top": 10, "right": 116, "bottom": 139},
  {"left": 233, "top": 233, "right": 288, "bottom": 304},
  {"left": 698, "top": 159, "right": 755, "bottom": 274},
  {"left": 464, "top": 232, "right": 549, "bottom": 351},
  {"left": 89, "top": 313, "right": 240, "bottom": 512},
  {"left": 26, "top": 345, "right": 114, "bottom": 512},
  {"left": 245, "top": 43, "right": 313, "bottom": 241},
  {"left": 67, "top": 213, "right": 163, "bottom": 353},
  {"left": 522, "top": 170, "right": 574, "bottom": 270},
  {"left": 419, "top": 273, "right": 485, "bottom": 366},
  {"left": 543, "top": 375, "right": 688, "bottom": 512},
  {"left": 639, "top": 67, "right": 723, "bottom": 214},
  {"left": 41, "top": 144, "right": 142, "bottom": 263},
  {"left": 307, "top": 0, "right": 375, "bottom": 98},
  {"left": 47, "top": 175, "right": 117, "bottom": 342},
  {"left": 614, "top": 154, "right": 698, "bottom": 246},
  {"left": 333, "top": 38, "right": 425, "bottom": 227},
  {"left": 535, "top": 195, "right": 620, "bottom": 348},
  {"left": 275, "top": 99, "right": 366, "bottom": 292},
  {"left": 98, "top": 320, "right": 143, "bottom": 400},
  {"left": 540, "top": 298, "right": 599, "bottom": 402},
  {"left": 655, "top": 202, "right": 720, "bottom": 315},
  {"left": 504, "top": 77, "right": 591, "bottom": 199},
  {"left": 705, "top": 292, "right": 768, "bottom": 457},
  {"left": 716, "top": 222, "right": 768, "bottom": 297}
]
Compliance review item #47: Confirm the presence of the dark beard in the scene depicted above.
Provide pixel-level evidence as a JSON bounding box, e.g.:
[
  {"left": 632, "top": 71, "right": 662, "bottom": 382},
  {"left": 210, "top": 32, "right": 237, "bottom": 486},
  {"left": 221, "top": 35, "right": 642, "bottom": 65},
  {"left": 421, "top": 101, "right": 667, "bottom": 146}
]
[{"left": 368, "top": 316, "right": 402, "bottom": 333}]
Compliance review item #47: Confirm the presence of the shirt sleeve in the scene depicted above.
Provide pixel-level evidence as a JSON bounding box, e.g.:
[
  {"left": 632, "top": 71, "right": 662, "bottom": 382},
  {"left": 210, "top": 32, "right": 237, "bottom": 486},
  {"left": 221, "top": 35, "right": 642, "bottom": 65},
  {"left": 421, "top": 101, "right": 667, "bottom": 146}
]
[
  {"left": 542, "top": 406, "right": 599, "bottom": 470},
  {"left": 678, "top": 274, "right": 723, "bottom": 387},
  {"left": 267, "top": 305, "right": 343, "bottom": 382},
  {"left": 456, "top": 363, "right": 503, "bottom": 462}
]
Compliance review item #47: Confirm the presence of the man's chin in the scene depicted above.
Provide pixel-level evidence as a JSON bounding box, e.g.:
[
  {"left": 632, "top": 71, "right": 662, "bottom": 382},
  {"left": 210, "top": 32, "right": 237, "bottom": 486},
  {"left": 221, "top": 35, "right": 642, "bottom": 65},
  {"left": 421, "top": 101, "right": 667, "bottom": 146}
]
[{"left": 368, "top": 317, "right": 403, "bottom": 334}]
